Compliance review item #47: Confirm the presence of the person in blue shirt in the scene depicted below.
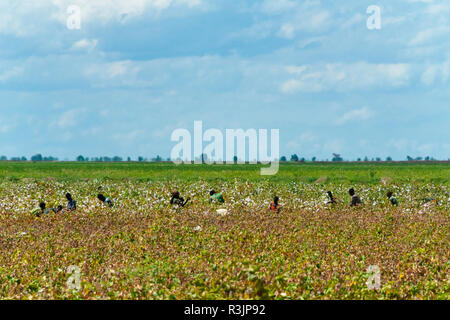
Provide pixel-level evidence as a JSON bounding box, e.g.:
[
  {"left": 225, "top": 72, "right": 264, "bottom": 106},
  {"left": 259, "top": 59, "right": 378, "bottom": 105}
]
[
  {"left": 98, "top": 194, "right": 113, "bottom": 207},
  {"left": 66, "top": 193, "right": 77, "bottom": 211}
]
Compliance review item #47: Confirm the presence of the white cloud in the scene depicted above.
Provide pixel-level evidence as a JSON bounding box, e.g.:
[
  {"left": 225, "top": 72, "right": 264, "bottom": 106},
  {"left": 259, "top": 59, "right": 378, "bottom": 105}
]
[
  {"left": 407, "top": 0, "right": 433, "bottom": 3},
  {"left": 335, "top": 106, "right": 373, "bottom": 125},
  {"left": 0, "top": 120, "right": 15, "bottom": 133},
  {"left": 421, "top": 65, "right": 438, "bottom": 85},
  {"left": 426, "top": 3, "right": 450, "bottom": 15},
  {"left": 112, "top": 130, "right": 141, "bottom": 143},
  {"left": 107, "top": 61, "right": 134, "bottom": 78},
  {"left": 420, "top": 61, "right": 450, "bottom": 85},
  {"left": 323, "top": 139, "right": 344, "bottom": 154},
  {"left": 0, "top": 0, "right": 204, "bottom": 36},
  {"left": 341, "top": 13, "right": 364, "bottom": 29},
  {"left": 409, "top": 27, "right": 450, "bottom": 46},
  {"left": 55, "top": 108, "right": 86, "bottom": 128},
  {"left": 277, "top": 24, "right": 295, "bottom": 39},
  {"left": 82, "top": 60, "right": 148, "bottom": 88},
  {"left": 51, "top": 0, "right": 204, "bottom": 24},
  {"left": 281, "top": 79, "right": 322, "bottom": 93},
  {"left": 281, "top": 62, "right": 410, "bottom": 93},
  {"left": 0, "top": 66, "right": 24, "bottom": 82},
  {"left": 261, "top": 0, "right": 297, "bottom": 15},
  {"left": 71, "top": 39, "right": 98, "bottom": 51},
  {"left": 275, "top": 10, "right": 330, "bottom": 39},
  {"left": 285, "top": 65, "right": 307, "bottom": 75},
  {"left": 230, "top": 21, "right": 275, "bottom": 40}
]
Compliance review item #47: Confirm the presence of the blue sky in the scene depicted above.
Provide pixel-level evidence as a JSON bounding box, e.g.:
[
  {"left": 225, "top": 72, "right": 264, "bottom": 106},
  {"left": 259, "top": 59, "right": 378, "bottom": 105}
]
[{"left": 0, "top": 0, "right": 449, "bottom": 161}]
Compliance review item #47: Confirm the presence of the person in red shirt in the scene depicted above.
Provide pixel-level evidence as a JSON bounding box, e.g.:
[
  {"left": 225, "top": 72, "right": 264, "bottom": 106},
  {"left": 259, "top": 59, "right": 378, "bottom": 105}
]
[{"left": 270, "top": 196, "right": 281, "bottom": 213}]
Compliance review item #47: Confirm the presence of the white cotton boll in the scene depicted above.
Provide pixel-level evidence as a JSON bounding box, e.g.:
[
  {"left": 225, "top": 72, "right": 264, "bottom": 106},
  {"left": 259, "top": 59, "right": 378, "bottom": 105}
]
[
  {"left": 216, "top": 209, "right": 229, "bottom": 216},
  {"left": 194, "top": 226, "right": 202, "bottom": 232}
]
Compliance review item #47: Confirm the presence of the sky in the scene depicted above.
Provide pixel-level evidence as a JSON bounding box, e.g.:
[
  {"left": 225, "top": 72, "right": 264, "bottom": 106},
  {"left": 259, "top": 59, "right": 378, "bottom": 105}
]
[{"left": 0, "top": 0, "right": 449, "bottom": 161}]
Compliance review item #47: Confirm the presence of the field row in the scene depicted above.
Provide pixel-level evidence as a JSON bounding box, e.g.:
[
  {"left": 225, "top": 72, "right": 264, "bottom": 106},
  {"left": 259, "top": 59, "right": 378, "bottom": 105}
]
[{"left": 0, "top": 179, "right": 448, "bottom": 299}]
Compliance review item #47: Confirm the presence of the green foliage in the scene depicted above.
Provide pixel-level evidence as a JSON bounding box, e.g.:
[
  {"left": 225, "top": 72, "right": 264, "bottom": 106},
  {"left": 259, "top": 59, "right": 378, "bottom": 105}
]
[{"left": 0, "top": 162, "right": 448, "bottom": 299}]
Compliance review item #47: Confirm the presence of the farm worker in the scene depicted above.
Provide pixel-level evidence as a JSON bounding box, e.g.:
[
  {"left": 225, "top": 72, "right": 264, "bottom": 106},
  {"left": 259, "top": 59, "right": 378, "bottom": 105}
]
[
  {"left": 270, "top": 196, "right": 281, "bottom": 213},
  {"left": 418, "top": 198, "right": 437, "bottom": 214},
  {"left": 31, "top": 202, "right": 46, "bottom": 217},
  {"left": 32, "top": 202, "right": 63, "bottom": 216},
  {"left": 422, "top": 198, "right": 437, "bottom": 208},
  {"left": 51, "top": 205, "right": 64, "bottom": 213},
  {"left": 209, "top": 190, "right": 225, "bottom": 204},
  {"left": 170, "top": 190, "right": 190, "bottom": 207},
  {"left": 349, "top": 188, "right": 362, "bottom": 206},
  {"left": 326, "top": 191, "right": 337, "bottom": 204},
  {"left": 97, "top": 194, "right": 114, "bottom": 207},
  {"left": 66, "top": 193, "right": 77, "bottom": 211},
  {"left": 421, "top": 197, "right": 437, "bottom": 205},
  {"left": 386, "top": 191, "right": 399, "bottom": 206}
]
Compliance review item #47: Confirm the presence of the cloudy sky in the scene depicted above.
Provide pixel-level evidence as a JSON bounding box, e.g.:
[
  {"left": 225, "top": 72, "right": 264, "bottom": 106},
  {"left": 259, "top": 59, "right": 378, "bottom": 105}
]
[{"left": 0, "top": 0, "right": 449, "bottom": 160}]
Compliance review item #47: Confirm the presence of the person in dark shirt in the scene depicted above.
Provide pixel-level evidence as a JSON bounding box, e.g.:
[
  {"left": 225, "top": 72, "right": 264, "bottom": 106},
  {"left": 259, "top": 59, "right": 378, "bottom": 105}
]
[
  {"left": 270, "top": 196, "right": 281, "bottom": 213},
  {"left": 66, "top": 193, "right": 77, "bottom": 211},
  {"left": 52, "top": 205, "right": 63, "bottom": 214},
  {"left": 386, "top": 191, "right": 399, "bottom": 206},
  {"left": 170, "top": 190, "right": 190, "bottom": 207},
  {"left": 349, "top": 188, "right": 362, "bottom": 206},
  {"left": 32, "top": 202, "right": 62, "bottom": 216},
  {"left": 98, "top": 194, "right": 113, "bottom": 207},
  {"left": 43, "top": 203, "right": 62, "bottom": 214},
  {"left": 326, "top": 191, "right": 337, "bottom": 204}
]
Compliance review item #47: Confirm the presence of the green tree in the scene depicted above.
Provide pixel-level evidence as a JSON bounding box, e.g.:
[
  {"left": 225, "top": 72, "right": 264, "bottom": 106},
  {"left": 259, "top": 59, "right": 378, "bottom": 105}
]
[
  {"left": 332, "top": 153, "right": 343, "bottom": 162},
  {"left": 31, "top": 154, "right": 43, "bottom": 161}
]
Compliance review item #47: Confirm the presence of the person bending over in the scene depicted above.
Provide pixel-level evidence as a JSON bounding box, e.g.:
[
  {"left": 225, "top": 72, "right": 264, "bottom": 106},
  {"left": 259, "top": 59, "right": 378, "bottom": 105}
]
[
  {"left": 170, "top": 190, "right": 190, "bottom": 207},
  {"left": 66, "top": 193, "right": 77, "bottom": 211},
  {"left": 209, "top": 190, "right": 225, "bottom": 204},
  {"left": 349, "top": 188, "right": 362, "bottom": 207},
  {"left": 326, "top": 191, "right": 337, "bottom": 204},
  {"left": 386, "top": 191, "right": 399, "bottom": 206},
  {"left": 31, "top": 202, "right": 46, "bottom": 217},
  {"left": 32, "top": 202, "right": 62, "bottom": 216},
  {"left": 98, "top": 194, "right": 114, "bottom": 207},
  {"left": 270, "top": 196, "right": 281, "bottom": 213}
]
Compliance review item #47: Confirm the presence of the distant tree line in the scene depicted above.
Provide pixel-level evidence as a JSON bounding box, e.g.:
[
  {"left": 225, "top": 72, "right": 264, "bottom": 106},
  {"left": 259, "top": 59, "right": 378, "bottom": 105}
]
[
  {"left": 0, "top": 154, "right": 58, "bottom": 161},
  {"left": 1, "top": 156, "right": 28, "bottom": 161},
  {"left": 279, "top": 154, "right": 440, "bottom": 162},
  {"left": 0, "top": 154, "right": 443, "bottom": 162},
  {"left": 75, "top": 155, "right": 169, "bottom": 162}
]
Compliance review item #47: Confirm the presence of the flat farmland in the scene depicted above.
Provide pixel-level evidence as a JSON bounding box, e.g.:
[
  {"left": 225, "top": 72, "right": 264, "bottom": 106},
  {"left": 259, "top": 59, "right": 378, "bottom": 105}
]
[{"left": 0, "top": 162, "right": 448, "bottom": 299}]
